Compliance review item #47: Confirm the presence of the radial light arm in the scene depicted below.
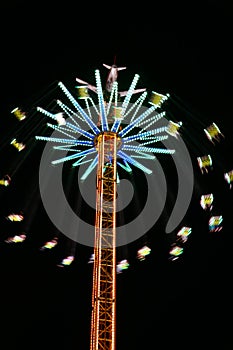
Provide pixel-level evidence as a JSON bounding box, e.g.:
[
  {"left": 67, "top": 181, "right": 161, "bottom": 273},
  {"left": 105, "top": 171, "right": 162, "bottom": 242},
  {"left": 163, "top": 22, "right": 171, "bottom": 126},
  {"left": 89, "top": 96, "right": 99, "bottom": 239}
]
[
  {"left": 58, "top": 81, "right": 100, "bottom": 135},
  {"left": 122, "top": 144, "right": 175, "bottom": 154},
  {"left": 123, "top": 127, "right": 167, "bottom": 143},
  {"left": 118, "top": 105, "right": 157, "bottom": 137},
  {"left": 80, "top": 155, "right": 99, "bottom": 180},
  {"left": 118, "top": 150, "right": 152, "bottom": 174},
  {"left": 51, "top": 147, "right": 97, "bottom": 165},
  {"left": 95, "top": 69, "right": 109, "bottom": 131}
]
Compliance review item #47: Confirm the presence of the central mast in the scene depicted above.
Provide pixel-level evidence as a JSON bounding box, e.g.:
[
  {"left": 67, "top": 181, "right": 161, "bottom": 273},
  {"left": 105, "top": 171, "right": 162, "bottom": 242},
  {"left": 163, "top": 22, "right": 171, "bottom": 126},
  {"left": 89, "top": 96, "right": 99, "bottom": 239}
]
[{"left": 91, "top": 131, "right": 121, "bottom": 350}]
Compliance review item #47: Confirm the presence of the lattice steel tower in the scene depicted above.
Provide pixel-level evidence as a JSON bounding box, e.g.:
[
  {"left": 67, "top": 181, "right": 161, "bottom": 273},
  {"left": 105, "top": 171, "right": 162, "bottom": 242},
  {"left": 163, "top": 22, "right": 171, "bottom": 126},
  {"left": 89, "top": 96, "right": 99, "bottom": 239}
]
[{"left": 91, "top": 132, "right": 119, "bottom": 350}]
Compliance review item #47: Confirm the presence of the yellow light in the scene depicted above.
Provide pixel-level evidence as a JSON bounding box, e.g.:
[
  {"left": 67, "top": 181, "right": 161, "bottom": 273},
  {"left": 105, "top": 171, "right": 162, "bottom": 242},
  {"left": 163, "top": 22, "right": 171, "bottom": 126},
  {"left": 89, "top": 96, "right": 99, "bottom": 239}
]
[{"left": 76, "top": 85, "right": 89, "bottom": 99}]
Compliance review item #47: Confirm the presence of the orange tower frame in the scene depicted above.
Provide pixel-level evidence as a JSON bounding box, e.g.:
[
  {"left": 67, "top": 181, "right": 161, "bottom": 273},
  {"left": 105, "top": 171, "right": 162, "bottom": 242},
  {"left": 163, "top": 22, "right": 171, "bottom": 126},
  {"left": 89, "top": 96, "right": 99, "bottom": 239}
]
[{"left": 90, "top": 131, "right": 121, "bottom": 350}]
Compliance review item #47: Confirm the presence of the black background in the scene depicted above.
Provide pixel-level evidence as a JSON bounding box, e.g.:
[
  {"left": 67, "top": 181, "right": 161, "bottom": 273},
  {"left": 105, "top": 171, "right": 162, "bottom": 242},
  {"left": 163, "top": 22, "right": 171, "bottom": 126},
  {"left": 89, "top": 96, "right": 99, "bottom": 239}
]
[{"left": 0, "top": 1, "right": 232, "bottom": 349}]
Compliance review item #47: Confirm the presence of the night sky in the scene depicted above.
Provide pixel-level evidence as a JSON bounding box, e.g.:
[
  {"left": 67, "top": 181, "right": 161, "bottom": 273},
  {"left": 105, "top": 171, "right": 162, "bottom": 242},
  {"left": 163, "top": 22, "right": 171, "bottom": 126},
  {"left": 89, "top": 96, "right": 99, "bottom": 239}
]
[{"left": 0, "top": 1, "right": 232, "bottom": 349}]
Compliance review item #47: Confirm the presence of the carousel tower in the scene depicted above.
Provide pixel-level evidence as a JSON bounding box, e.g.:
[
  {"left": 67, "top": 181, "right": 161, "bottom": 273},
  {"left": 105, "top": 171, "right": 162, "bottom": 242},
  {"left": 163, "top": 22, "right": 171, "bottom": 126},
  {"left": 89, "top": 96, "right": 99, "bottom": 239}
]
[{"left": 35, "top": 64, "right": 175, "bottom": 350}]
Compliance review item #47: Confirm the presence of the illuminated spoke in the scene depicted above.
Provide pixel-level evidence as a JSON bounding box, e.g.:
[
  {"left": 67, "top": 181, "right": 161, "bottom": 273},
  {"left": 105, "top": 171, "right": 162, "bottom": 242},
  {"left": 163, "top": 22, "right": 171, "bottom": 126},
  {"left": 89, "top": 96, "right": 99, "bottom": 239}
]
[
  {"left": 65, "top": 122, "right": 95, "bottom": 140},
  {"left": 123, "top": 127, "right": 167, "bottom": 143},
  {"left": 58, "top": 81, "right": 100, "bottom": 135},
  {"left": 118, "top": 105, "right": 157, "bottom": 137},
  {"left": 128, "top": 92, "right": 148, "bottom": 121},
  {"left": 140, "top": 135, "right": 168, "bottom": 146},
  {"left": 53, "top": 145, "right": 80, "bottom": 152},
  {"left": 57, "top": 99, "right": 82, "bottom": 125},
  {"left": 51, "top": 147, "right": 97, "bottom": 165},
  {"left": 35, "top": 136, "right": 79, "bottom": 144},
  {"left": 118, "top": 150, "right": 152, "bottom": 174},
  {"left": 72, "top": 156, "right": 94, "bottom": 168},
  {"left": 46, "top": 123, "right": 77, "bottom": 139},
  {"left": 138, "top": 112, "right": 166, "bottom": 132},
  {"left": 106, "top": 82, "right": 118, "bottom": 116},
  {"left": 131, "top": 151, "right": 156, "bottom": 160},
  {"left": 122, "top": 144, "right": 175, "bottom": 154},
  {"left": 95, "top": 70, "right": 108, "bottom": 131},
  {"left": 121, "top": 74, "right": 140, "bottom": 116},
  {"left": 117, "top": 160, "right": 132, "bottom": 173},
  {"left": 80, "top": 155, "right": 98, "bottom": 180},
  {"left": 88, "top": 97, "right": 100, "bottom": 116},
  {"left": 85, "top": 98, "right": 92, "bottom": 119},
  {"left": 37, "top": 107, "right": 59, "bottom": 121}
]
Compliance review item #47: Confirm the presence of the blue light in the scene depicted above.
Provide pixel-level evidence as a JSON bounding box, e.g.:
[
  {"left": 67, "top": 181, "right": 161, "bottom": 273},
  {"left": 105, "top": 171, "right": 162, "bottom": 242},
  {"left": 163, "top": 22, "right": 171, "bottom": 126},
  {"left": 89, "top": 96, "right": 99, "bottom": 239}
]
[
  {"left": 95, "top": 70, "right": 108, "bottom": 131},
  {"left": 117, "top": 160, "right": 132, "bottom": 173},
  {"left": 56, "top": 99, "right": 82, "bottom": 125},
  {"left": 128, "top": 91, "right": 148, "bottom": 121},
  {"left": 118, "top": 150, "right": 152, "bottom": 174},
  {"left": 138, "top": 111, "right": 166, "bottom": 131},
  {"left": 35, "top": 136, "right": 78, "bottom": 144},
  {"left": 131, "top": 151, "right": 156, "bottom": 160},
  {"left": 52, "top": 147, "right": 97, "bottom": 165},
  {"left": 80, "top": 155, "right": 98, "bottom": 180},
  {"left": 118, "top": 105, "right": 157, "bottom": 137},
  {"left": 121, "top": 74, "right": 140, "bottom": 115},
  {"left": 123, "top": 127, "right": 167, "bottom": 143},
  {"left": 123, "top": 145, "right": 175, "bottom": 154},
  {"left": 65, "top": 122, "right": 95, "bottom": 140},
  {"left": 58, "top": 81, "right": 100, "bottom": 135},
  {"left": 46, "top": 123, "right": 77, "bottom": 139}
]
